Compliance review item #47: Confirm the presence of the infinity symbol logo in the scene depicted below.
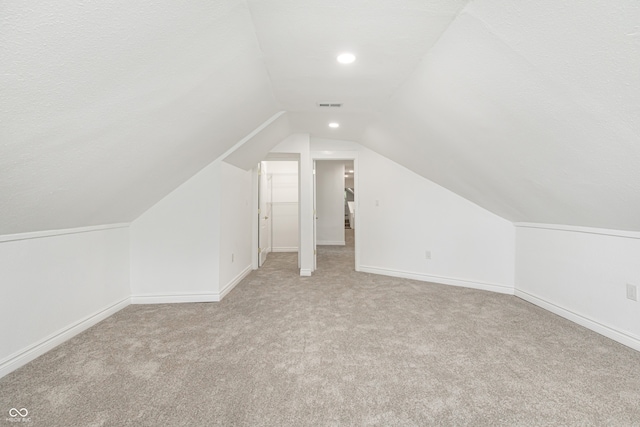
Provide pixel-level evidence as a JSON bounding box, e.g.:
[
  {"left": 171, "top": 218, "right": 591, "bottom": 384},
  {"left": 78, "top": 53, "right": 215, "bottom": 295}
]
[{"left": 9, "top": 408, "right": 28, "bottom": 417}]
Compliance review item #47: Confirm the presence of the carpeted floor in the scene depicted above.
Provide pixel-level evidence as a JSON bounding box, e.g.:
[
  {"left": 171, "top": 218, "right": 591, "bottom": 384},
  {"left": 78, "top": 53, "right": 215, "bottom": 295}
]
[{"left": 2, "top": 229, "right": 640, "bottom": 426}]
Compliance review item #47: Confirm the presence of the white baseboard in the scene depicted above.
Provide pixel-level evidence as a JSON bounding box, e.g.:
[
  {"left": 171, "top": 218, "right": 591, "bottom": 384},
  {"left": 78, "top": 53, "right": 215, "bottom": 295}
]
[
  {"left": 317, "top": 240, "right": 345, "bottom": 246},
  {"left": 219, "top": 265, "right": 252, "bottom": 300},
  {"left": 359, "top": 265, "right": 514, "bottom": 295},
  {"left": 272, "top": 247, "right": 298, "bottom": 252},
  {"left": 130, "top": 293, "right": 219, "bottom": 304},
  {"left": 0, "top": 297, "right": 130, "bottom": 379},
  {"left": 515, "top": 289, "right": 640, "bottom": 352},
  {"left": 131, "top": 265, "right": 252, "bottom": 304},
  {"left": 300, "top": 268, "right": 312, "bottom": 277}
]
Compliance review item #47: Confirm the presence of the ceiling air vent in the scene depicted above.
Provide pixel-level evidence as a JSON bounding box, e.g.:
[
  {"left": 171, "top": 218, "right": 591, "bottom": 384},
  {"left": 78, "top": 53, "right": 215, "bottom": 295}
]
[{"left": 317, "top": 102, "right": 343, "bottom": 108}]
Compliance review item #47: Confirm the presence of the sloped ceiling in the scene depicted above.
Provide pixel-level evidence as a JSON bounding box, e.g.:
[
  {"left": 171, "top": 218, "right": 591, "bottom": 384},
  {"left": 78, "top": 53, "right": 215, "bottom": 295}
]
[
  {"left": 0, "top": 1, "right": 279, "bottom": 234},
  {"left": 2, "top": 0, "right": 639, "bottom": 234},
  {"left": 362, "top": 0, "right": 640, "bottom": 231}
]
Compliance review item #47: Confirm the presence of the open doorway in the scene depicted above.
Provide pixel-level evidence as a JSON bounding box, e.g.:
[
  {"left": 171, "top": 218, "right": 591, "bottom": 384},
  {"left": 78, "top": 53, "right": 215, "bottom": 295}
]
[
  {"left": 256, "top": 159, "right": 300, "bottom": 270},
  {"left": 344, "top": 161, "right": 355, "bottom": 232},
  {"left": 314, "top": 159, "right": 356, "bottom": 271}
]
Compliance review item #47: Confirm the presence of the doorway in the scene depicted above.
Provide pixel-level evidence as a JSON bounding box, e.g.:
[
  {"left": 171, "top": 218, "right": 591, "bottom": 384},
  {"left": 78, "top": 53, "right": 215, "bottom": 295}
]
[
  {"left": 257, "top": 162, "right": 272, "bottom": 267},
  {"left": 256, "top": 159, "right": 300, "bottom": 269},
  {"left": 313, "top": 159, "right": 356, "bottom": 271}
]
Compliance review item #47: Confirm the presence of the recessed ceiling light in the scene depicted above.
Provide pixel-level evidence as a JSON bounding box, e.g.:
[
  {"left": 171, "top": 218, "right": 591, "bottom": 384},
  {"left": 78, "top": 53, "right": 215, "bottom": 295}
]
[
  {"left": 337, "top": 53, "right": 356, "bottom": 64},
  {"left": 348, "top": 170, "right": 354, "bottom": 173},
  {"left": 329, "top": 122, "right": 340, "bottom": 128}
]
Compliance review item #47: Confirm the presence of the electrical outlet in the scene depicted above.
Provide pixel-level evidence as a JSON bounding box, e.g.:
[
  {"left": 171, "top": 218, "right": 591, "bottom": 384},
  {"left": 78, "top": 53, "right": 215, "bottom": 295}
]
[
  {"left": 425, "top": 250, "right": 431, "bottom": 260},
  {"left": 231, "top": 253, "right": 234, "bottom": 263},
  {"left": 627, "top": 284, "right": 637, "bottom": 301}
]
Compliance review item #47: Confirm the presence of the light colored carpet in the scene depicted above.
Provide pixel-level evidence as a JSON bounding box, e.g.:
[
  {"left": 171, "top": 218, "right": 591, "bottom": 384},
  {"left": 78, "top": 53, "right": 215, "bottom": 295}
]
[{"left": 2, "top": 230, "right": 640, "bottom": 426}]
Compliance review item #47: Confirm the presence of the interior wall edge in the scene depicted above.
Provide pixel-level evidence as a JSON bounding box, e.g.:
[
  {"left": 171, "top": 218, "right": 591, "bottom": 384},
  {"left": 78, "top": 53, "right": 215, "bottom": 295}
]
[
  {"left": 0, "top": 223, "right": 131, "bottom": 243},
  {"left": 514, "top": 222, "right": 640, "bottom": 240},
  {"left": 219, "top": 264, "right": 252, "bottom": 301},
  {"left": 129, "top": 264, "right": 251, "bottom": 305},
  {"left": 515, "top": 289, "right": 640, "bottom": 352},
  {"left": 0, "top": 297, "right": 130, "bottom": 379}
]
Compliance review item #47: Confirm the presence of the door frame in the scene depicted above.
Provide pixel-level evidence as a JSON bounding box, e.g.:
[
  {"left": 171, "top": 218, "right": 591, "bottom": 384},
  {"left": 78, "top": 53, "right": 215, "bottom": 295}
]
[
  {"left": 257, "top": 162, "right": 273, "bottom": 267},
  {"left": 310, "top": 151, "right": 360, "bottom": 272},
  {"left": 252, "top": 154, "right": 301, "bottom": 270}
]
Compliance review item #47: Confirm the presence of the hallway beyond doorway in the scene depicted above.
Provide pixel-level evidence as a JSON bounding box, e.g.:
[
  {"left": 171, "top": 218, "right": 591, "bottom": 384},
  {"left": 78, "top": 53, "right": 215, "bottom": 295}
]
[{"left": 262, "top": 229, "right": 355, "bottom": 274}]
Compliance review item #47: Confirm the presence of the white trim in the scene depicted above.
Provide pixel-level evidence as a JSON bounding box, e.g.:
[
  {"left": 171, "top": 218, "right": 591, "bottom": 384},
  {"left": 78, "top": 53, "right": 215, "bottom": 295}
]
[
  {"left": 0, "top": 223, "right": 130, "bottom": 243},
  {"left": 219, "top": 265, "right": 252, "bottom": 300},
  {"left": 310, "top": 150, "right": 359, "bottom": 160},
  {"left": 359, "top": 265, "right": 514, "bottom": 295},
  {"left": 0, "top": 297, "right": 130, "bottom": 379},
  {"left": 272, "top": 247, "right": 298, "bottom": 252},
  {"left": 300, "top": 268, "right": 312, "bottom": 277},
  {"left": 221, "top": 111, "right": 287, "bottom": 161},
  {"left": 514, "top": 222, "right": 640, "bottom": 240},
  {"left": 131, "top": 265, "right": 252, "bottom": 305},
  {"left": 317, "top": 240, "right": 345, "bottom": 246},
  {"left": 515, "top": 289, "right": 640, "bottom": 352},
  {"left": 130, "top": 293, "right": 218, "bottom": 304}
]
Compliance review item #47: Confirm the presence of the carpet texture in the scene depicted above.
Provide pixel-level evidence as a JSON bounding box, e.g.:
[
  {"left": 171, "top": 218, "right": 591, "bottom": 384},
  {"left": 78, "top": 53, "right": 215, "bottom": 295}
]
[{"left": 2, "top": 230, "right": 640, "bottom": 426}]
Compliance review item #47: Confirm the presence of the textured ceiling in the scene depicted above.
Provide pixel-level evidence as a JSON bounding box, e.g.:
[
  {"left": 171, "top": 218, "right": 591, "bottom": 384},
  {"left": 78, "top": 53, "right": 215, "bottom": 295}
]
[
  {"left": 248, "top": 0, "right": 469, "bottom": 113},
  {"left": 362, "top": 0, "right": 640, "bottom": 230},
  {"left": 2, "top": 0, "right": 639, "bottom": 234},
  {"left": 0, "top": 0, "right": 278, "bottom": 234}
]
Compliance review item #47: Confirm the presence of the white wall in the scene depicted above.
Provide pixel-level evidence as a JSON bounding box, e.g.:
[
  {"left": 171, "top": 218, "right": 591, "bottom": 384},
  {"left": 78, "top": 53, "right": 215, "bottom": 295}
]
[
  {"left": 311, "top": 137, "right": 515, "bottom": 293},
  {"left": 130, "top": 160, "right": 221, "bottom": 303},
  {"left": 316, "top": 161, "right": 345, "bottom": 245},
  {"left": 219, "top": 162, "right": 254, "bottom": 297},
  {"left": 0, "top": 226, "right": 130, "bottom": 377},
  {"left": 269, "top": 134, "right": 314, "bottom": 275},
  {"left": 358, "top": 146, "right": 515, "bottom": 292},
  {"left": 515, "top": 224, "right": 640, "bottom": 351},
  {"left": 267, "top": 161, "right": 299, "bottom": 252},
  {"left": 130, "top": 159, "right": 254, "bottom": 303}
]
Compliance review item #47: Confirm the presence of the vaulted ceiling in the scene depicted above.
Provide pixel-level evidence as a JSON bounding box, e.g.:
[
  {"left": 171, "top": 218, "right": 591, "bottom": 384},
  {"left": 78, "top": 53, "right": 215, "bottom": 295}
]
[{"left": 1, "top": 0, "right": 639, "bottom": 234}]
